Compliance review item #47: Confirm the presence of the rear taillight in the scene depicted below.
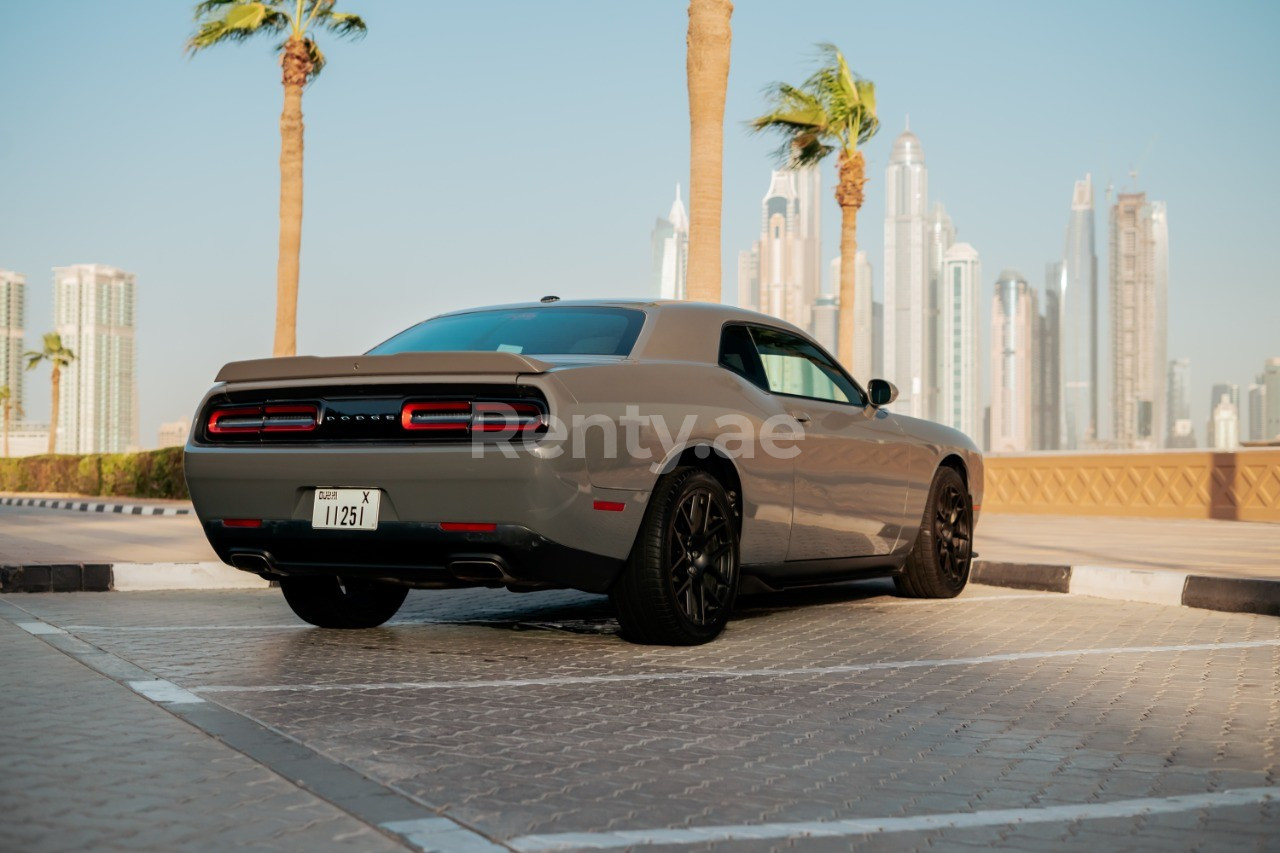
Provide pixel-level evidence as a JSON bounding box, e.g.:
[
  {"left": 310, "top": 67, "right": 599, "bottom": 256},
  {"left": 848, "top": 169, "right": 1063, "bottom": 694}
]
[
  {"left": 398, "top": 400, "right": 546, "bottom": 437},
  {"left": 472, "top": 401, "right": 546, "bottom": 434},
  {"left": 400, "top": 401, "right": 472, "bottom": 432},
  {"left": 207, "top": 403, "right": 318, "bottom": 436}
]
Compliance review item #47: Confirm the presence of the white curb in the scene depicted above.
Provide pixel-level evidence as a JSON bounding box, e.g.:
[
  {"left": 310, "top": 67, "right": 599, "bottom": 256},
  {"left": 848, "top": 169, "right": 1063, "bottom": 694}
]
[
  {"left": 1068, "top": 565, "right": 1190, "bottom": 607},
  {"left": 111, "top": 562, "right": 270, "bottom": 591}
]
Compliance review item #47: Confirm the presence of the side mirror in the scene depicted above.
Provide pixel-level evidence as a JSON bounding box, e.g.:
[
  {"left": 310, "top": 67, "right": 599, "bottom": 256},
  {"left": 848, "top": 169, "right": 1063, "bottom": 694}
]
[{"left": 868, "top": 379, "right": 898, "bottom": 408}]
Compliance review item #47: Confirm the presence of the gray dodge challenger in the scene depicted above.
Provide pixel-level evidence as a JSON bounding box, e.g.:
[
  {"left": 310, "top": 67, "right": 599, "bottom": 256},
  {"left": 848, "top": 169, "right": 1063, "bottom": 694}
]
[{"left": 185, "top": 299, "right": 982, "bottom": 645}]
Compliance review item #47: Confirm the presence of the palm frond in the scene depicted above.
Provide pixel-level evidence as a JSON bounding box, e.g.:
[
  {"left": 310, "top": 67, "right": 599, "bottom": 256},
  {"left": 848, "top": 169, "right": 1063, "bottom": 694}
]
[
  {"left": 317, "top": 10, "right": 367, "bottom": 38},
  {"left": 187, "top": 1, "right": 291, "bottom": 53}
]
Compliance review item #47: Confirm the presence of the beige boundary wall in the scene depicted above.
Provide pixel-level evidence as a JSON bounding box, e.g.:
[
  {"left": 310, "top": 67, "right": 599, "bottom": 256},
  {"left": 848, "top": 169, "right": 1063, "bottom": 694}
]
[{"left": 983, "top": 449, "right": 1280, "bottom": 523}]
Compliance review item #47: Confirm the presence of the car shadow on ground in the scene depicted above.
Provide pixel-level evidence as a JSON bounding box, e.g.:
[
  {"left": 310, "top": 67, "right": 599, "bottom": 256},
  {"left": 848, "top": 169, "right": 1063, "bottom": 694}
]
[{"left": 382, "top": 578, "right": 902, "bottom": 637}]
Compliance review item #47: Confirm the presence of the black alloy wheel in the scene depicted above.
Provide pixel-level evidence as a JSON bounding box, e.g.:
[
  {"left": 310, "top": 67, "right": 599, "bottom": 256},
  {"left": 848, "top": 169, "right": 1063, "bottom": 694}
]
[
  {"left": 612, "top": 467, "right": 741, "bottom": 645},
  {"left": 894, "top": 466, "right": 972, "bottom": 599}
]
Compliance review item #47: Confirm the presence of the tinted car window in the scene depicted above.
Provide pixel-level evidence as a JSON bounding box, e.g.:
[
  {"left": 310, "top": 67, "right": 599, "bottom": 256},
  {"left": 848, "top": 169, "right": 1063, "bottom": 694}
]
[
  {"left": 718, "top": 324, "right": 769, "bottom": 390},
  {"left": 751, "top": 326, "right": 865, "bottom": 405},
  {"left": 369, "top": 308, "right": 645, "bottom": 357}
]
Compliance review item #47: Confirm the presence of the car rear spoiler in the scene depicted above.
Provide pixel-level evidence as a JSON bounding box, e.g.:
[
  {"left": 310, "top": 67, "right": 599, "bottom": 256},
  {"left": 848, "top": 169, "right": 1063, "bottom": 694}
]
[{"left": 215, "top": 352, "right": 554, "bottom": 384}]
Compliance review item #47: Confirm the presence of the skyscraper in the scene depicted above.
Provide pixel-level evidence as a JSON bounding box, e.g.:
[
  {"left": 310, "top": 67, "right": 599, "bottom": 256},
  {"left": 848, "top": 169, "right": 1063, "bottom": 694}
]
[
  {"left": 812, "top": 260, "right": 838, "bottom": 357},
  {"left": 651, "top": 185, "right": 688, "bottom": 300},
  {"left": 1210, "top": 393, "right": 1239, "bottom": 449},
  {"left": 53, "top": 264, "right": 139, "bottom": 454},
  {"left": 0, "top": 269, "right": 25, "bottom": 418},
  {"left": 990, "top": 269, "right": 1035, "bottom": 453},
  {"left": 1110, "top": 192, "right": 1168, "bottom": 448},
  {"left": 926, "top": 202, "right": 955, "bottom": 420},
  {"left": 1264, "top": 358, "right": 1280, "bottom": 441},
  {"left": 1060, "top": 175, "right": 1097, "bottom": 449},
  {"left": 826, "top": 253, "right": 875, "bottom": 376},
  {"left": 940, "top": 243, "right": 980, "bottom": 440},
  {"left": 737, "top": 166, "right": 822, "bottom": 328},
  {"left": 883, "top": 125, "right": 929, "bottom": 418},
  {"left": 1247, "top": 379, "right": 1266, "bottom": 442},
  {"left": 1166, "top": 358, "right": 1195, "bottom": 448},
  {"left": 1035, "top": 267, "right": 1061, "bottom": 450}
]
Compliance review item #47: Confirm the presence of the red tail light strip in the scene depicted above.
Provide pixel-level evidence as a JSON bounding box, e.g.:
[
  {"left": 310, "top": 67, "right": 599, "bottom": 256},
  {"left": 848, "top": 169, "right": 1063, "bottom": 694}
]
[
  {"left": 400, "top": 401, "right": 546, "bottom": 435},
  {"left": 440, "top": 522, "right": 497, "bottom": 532},
  {"left": 401, "top": 401, "right": 472, "bottom": 431},
  {"left": 208, "top": 404, "right": 318, "bottom": 435}
]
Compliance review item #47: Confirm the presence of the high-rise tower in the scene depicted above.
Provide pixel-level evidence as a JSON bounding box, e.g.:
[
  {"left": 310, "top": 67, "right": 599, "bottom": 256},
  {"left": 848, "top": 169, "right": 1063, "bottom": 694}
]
[
  {"left": 1060, "top": 174, "right": 1097, "bottom": 449},
  {"left": 1166, "top": 358, "right": 1194, "bottom": 448},
  {"left": 0, "top": 269, "right": 25, "bottom": 420},
  {"left": 990, "top": 269, "right": 1035, "bottom": 453},
  {"left": 53, "top": 264, "right": 139, "bottom": 454},
  {"left": 883, "top": 125, "right": 929, "bottom": 418},
  {"left": 737, "top": 166, "right": 822, "bottom": 328},
  {"left": 650, "top": 185, "right": 689, "bottom": 300},
  {"left": 939, "top": 244, "right": 980, "bottom": 440},
  {"left": 1109, "top": 193, "right": 1168, "bottom": 448}
]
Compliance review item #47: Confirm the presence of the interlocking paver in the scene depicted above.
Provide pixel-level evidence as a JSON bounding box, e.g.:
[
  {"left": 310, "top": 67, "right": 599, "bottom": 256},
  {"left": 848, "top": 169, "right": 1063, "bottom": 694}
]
[
  {"left": 0, "top": 617, "right": 406, "bottom": 852},
  {"left": 5, "top": 581, "right": 1279, "bottom": 850}
]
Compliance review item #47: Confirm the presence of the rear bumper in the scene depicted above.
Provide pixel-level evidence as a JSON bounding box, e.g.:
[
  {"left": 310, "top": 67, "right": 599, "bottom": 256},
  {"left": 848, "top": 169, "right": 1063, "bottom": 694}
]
[{"left": 205, "top": 520, "right": 625, "bottom": 593}]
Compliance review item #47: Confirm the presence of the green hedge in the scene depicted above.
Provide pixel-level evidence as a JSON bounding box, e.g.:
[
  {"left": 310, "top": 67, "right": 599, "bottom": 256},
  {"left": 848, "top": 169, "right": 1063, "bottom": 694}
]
[{"left": 0, "top": 447, "right": 188, "bottom": 500}]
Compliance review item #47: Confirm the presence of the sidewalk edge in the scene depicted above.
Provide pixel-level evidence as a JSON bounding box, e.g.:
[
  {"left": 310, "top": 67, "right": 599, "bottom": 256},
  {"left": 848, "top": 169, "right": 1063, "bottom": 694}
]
[{"left": 973, "top": 559, "right": 1280, "bottom": 618}]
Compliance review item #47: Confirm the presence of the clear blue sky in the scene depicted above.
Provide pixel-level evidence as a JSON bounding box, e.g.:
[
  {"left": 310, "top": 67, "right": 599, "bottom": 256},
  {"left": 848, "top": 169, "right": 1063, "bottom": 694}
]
[{"left": 1, "top": 1, "right": 1277, "bottom": 445}]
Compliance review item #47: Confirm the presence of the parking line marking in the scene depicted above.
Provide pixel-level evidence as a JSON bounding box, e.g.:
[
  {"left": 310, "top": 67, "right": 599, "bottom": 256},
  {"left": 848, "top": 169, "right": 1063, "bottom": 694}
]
[
  {"left": 190, "top": 638, "right": 1280, "bottom": 694},
  {"left": 381, "top": 818, "right": 508, "bottom": 852},
  {"left": 127, "top": 679, "right": 206, "bottom": 704},
  {"left": 16, "top": 621, "right": 66, "bottom": 635},
  {"left": 506, "top": 787, "right": 1279, "bottom": 850}
]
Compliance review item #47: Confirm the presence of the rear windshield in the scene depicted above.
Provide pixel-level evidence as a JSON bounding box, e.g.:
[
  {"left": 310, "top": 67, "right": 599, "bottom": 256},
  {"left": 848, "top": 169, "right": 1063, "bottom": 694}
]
[{"left": 368, "top": 307, "right": 646, "bottom": 357}]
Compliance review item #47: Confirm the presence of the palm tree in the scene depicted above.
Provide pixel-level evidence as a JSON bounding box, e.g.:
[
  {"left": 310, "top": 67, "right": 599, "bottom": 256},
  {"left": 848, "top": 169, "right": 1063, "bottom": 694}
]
[
  {"left": 685, "top": 0, "right": 733, "bottom": 303},
  {"left": 0, "top": 385, "right": 19, "bottom": 458},
  {"left": 188, "top": 1, "right": 367, "bottom": 357},
  {"left": 25, "top": 333, "right": 75, "bottom": 454},
  {"left": 751, "top": 45, "right": 879, "bottom": 369}
]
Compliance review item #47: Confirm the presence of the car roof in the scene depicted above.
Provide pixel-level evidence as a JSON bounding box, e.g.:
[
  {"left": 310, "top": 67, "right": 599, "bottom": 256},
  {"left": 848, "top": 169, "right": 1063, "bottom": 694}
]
[{"left": 429, "top": 299, "right": 818, "bottom": 365}]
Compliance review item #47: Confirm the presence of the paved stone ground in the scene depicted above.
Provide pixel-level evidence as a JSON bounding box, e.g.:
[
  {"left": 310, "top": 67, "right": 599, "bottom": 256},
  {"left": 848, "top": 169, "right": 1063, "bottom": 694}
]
[
  {"left": 0, "top": 614, "right": 407, "bottom": 852},
  {"left": 3, "top": 581, "right": 1278, "bottom": 850},
  {"left": 977, "top": 513, "right": 1280, "bottom": 578}
]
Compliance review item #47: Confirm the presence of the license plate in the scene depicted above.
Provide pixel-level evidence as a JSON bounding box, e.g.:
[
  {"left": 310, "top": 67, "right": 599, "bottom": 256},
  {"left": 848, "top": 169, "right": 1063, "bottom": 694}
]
[{"left": 311, "top": 488, "right": 380, "bottom": 530}]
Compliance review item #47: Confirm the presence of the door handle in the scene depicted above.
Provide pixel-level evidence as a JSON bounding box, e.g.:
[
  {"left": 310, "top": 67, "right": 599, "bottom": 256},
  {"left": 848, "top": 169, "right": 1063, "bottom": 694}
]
[{"left": 791, "top": 411, "right": 811, "bottom": 423}]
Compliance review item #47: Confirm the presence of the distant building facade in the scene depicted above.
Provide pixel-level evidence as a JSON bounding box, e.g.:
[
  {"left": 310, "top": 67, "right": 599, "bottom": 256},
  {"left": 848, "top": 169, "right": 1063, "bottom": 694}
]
[
  {"left": 825, "top": 252, "right": 874, "bottom": 378},
  {"left": 1060, "top": 175, "right": 1097, "bottom": 449},
  {"left": 651, "top": 185, "right": 689, "bottom": 300},
  {"left": 1247, "top": 380, "right": 1267, "bottom": 442},
  {"left": 0, "top": 269, "right": 24, "bottom": 418},
  {"left": 1210, "top": 393, "right": 1239, "bottom": 449},
  {"left": 737, "top": 166, "right": 822, "bottom": 330},
  {"left": 939, "top": 243, "right": 980, "bottom": 440},
  {"left": 53, "top": 264, "right": 139, "bottom": 454},
  {"left": 1035, "top": 266, "right": 1061, "bottom": 451},
  {"left": 156, "top": 419, "right": 190, "bottom": 448},
  {"left": 1109, "top": 192, "right": 1168, "bottom": 449},
  {"left": 1264, "top": 358, "right": 1280, "bottom": 441},
  {"left": 883, "top": 126, "right": 930, "bottom": 418},
  {"left": 990, "top": 269, "right": 1035, "bottom": 453},
  {"left": 1166, "top": 358, "right": 1194, "bottom": 447}
]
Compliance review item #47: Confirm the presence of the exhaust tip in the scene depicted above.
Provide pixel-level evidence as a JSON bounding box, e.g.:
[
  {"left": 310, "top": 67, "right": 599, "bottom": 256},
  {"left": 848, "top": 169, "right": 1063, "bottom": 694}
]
[
  {"left": 449, "top": 559, "right": 511, "bottom": 583},
  {"left": 230, "top": 553, "right": 272, "bottom": 573}
]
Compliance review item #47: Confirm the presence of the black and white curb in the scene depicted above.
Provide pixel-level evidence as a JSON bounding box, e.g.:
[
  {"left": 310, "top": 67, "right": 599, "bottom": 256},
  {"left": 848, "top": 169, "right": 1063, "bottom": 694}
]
[
  {"left": 0, "top": 496, "right": 191, "bottom": 516},
  {"left": 972, "top": 560, "right": 1280, "bottom": 618},
  {"left": 0, "top": 562, "right": 268, "bottom": 592}
]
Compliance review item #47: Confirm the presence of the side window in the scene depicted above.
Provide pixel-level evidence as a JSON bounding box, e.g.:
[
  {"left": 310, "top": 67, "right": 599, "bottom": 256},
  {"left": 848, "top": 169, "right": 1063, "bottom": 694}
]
[
  {"left": 751, "top": 327, "right": 866, "bottom": 405},
  {"left": 718, "top": 324, "right": 769, "bottom": 390}
]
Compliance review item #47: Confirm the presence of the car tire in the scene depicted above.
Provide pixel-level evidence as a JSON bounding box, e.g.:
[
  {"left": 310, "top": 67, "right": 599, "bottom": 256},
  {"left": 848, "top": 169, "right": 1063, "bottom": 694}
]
[
  {"left": 894, "top": 467, "right": 973, "bottom": 599},
  {"left": 611, "top": 467, "right": 741, "bottom": 645},
  {"left": 279, "top": 575, "right": 409, "bottom": 629}
]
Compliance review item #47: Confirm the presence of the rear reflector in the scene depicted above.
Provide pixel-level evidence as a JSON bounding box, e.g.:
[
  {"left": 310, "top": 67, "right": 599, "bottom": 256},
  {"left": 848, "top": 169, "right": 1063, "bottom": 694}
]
[
  {"left": 592, "top": 501, "right": 626, "bottom": 512},
  {"left": 222, "top": 518, "right": 263, "bottom": 528},
  {"left": 440, "top": 522, "right": 497, "bottom": 532}
]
